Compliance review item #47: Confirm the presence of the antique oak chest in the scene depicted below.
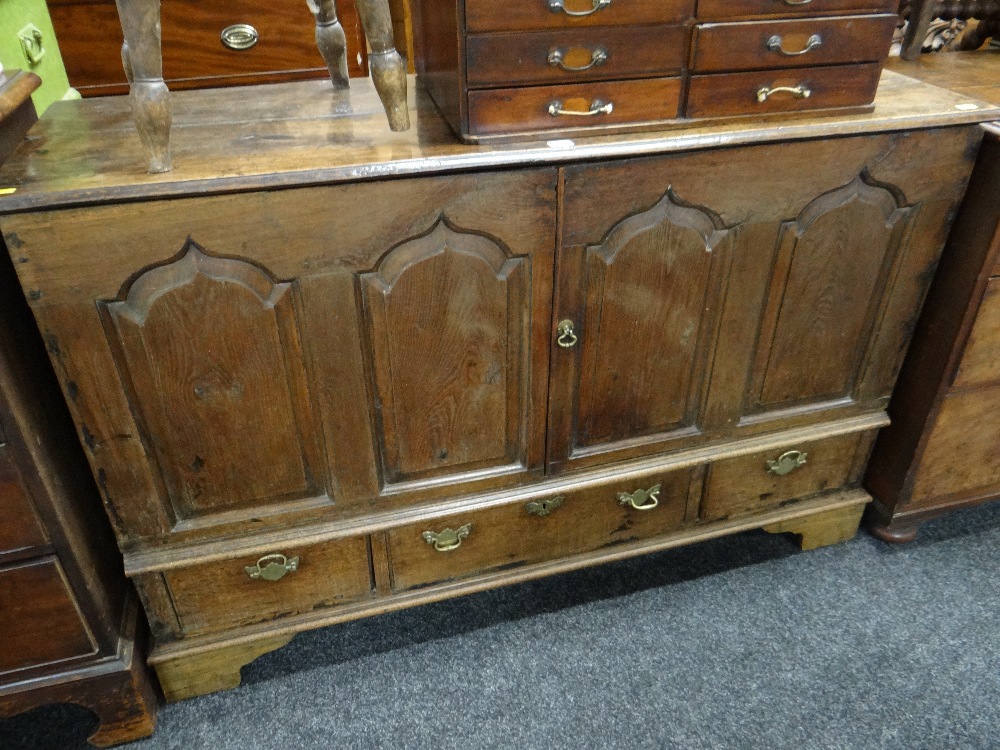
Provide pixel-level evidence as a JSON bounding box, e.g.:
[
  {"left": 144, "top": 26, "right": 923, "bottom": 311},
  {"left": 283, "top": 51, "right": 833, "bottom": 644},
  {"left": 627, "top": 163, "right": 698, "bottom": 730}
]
[{"left": 0, "top": 71, "right": 995, "bottom": 701}]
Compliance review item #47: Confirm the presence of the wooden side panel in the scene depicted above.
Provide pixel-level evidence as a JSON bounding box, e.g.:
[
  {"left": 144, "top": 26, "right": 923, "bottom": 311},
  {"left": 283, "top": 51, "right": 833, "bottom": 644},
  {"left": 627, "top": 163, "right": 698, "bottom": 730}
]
[
  {"left": 361, "top": 220, "right": 530, "bottom": 483},
  {"left": 103, "top": 242, "right": 326, "bottom": 523},
  {"left": 952, "top": 279, "right": 1000, "bottom": 390},
  {"left": 0, "top": 445, "right": 48, "bottom": 559}
]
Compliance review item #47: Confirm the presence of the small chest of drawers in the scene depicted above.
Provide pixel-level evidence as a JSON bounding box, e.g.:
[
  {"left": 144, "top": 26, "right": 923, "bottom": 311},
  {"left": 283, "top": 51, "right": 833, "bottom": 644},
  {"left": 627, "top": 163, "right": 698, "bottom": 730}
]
[{"left": 413, "top": 0, "right": 899, "bottom": 140}]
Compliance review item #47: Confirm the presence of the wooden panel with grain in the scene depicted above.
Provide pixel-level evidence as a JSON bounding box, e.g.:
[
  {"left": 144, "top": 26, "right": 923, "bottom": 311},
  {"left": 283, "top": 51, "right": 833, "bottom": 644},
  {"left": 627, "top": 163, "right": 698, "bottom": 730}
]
[
  {"left": 388, "top": 466, "right": 694, "bottom": 590},
  {"left": 464, "top": 0, "right": 694, "bottom": 33},
  {"left": 952, "top": 278, "right": 1000, "bottom": 390},
  {"left": 465, "top": 25, "right": 688, "bottom": 88},
  {"left": 0, "top": 446, "right": 48, "bottom": 561},
  {"left": 691, "top": 14, "right": 897, "bottom": 73},
  {"left": 700, "top": 431, "right": 867, "bottom": 522},
  {"left": 163, "top": 536, "right": 373, "bottom": 636},
  {"left": 697, "top": 0, "right": 898, "bottom": 20}
]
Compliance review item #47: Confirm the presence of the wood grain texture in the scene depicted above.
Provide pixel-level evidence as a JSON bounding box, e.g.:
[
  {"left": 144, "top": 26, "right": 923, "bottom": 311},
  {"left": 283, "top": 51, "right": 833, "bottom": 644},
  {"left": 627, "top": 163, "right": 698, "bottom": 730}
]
[
  {"left": 951, "top": 278, "right": 1000, "bottom": 390},
  {"left": 697, "top": 0, "right": 897, "bottom": 20},
  {"left": 691, "top": 14, "right": 897, "bottom": 73},
  {"left": 465, "top": 0, "right": 694, "bottom": 32},
  {"left": 762, "top": 501, "right": 865, "bottom": 550},
  {"left": 0, "top": 447, "right": 49, "bottom": 561}
]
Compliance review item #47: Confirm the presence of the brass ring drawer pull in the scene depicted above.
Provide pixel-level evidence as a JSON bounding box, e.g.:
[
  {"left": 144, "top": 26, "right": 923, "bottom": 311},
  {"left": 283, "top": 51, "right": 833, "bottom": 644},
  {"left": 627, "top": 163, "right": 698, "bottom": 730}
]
[
  {"left": 422, "top": 523, "right": 472, "bottom": 552},
  {"left": 766, "top": 450, "right": 808, "bottom": 476},
  {"left": 548, "top": 47, "right": 608, "bottom": 72},
  {"left": 548, "top": 99, "right": 614, "bottom": 117},
  {"left": 756, "top": 84, "right": 811, "bottom": 103},
  {"left": 526, "top": 496, "right": 565, "bottom": 516},
  {"left": 221, "top": 24, "right": 260, "bottom": 51},
  {"left": 766, "top": 33, "right": 822, "bottom": 57},
  {"left": 556, "top": 319, "right": 578, "bottom": 347},
  {"left": 245, "top": 553, "right": 299, "bottom": 581},
  {"left": 547, "top": 0, "right": 611, "bottom": 17},
  {"left": 618, "top": 484, "right": 661, "bottom": 511}
]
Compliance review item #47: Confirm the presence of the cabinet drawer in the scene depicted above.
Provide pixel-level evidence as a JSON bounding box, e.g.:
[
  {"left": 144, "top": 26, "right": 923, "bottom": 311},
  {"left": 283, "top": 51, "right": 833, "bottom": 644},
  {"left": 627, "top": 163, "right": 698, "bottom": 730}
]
[
  {"left": 465, "top": 0, "right": 693, "bottom": 33},
  {"left": 164, "top": 536, "right": 373, "bottom": 635},
  {"left": 0, "top": 558, "right": 97, "bottom": 674},
  {"left": 468, "top": 77, "right": 682, "bottom": 137},
  {"left": 0, "top": 446, "right": 48, "bottom": 560},
  {"left": 701, "top": 432, "right": 868, "bottom": 522},
  {"left": 685, "top": 63, "right": 881, "bottom": 119},
  {"left": 466, "top": 26, "right": 688, "bottom": 88},
  {"left": 388, "top": 468, "right": 695, "bottom": 590},
  {"left": 697, "top": 0, "right": 897, "bottom": 21},
  {"left": 691, "top": 15, "right": 897, "bottom": 73},
  {"left": 953, "top": 278, "right": 1000, "bottom": 390}
]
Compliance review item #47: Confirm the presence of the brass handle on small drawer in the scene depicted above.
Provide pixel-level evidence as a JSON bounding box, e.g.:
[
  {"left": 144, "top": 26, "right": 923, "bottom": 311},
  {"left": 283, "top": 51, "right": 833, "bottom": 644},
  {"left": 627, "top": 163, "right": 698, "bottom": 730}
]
[
  {"left": 221, "top": 24, "right": 259, "bottom": 51},
  {"left": 526, "top": 496, "right": 565, "bottom": 517},
  {"left": 245, "top": 553, "right": 299, "bottom": 581},
  {"left": 618, "top": 484, "right": 660, "bottom": 511},
  {"left": 422, "top": 523, "right": 472, "bottom": 552},
  {"left": 548, "top": 99, "right": 613, "bottom": 117},
  {"left": 548, "top": 0, "right": 611, "bottom": 17},
  {"left": 783, "top": 0, "right": 813, "bottom": 5},
  {"left": 766, "top": 450, "right": 808, "bottom": 476},
  {"left": 548, "top": 46, "right": 608, "bottom": 72},
  {"left": 556, "top": 319, "right": 578, "bottom": 348},
  {"left": 756, "top": 84, "right": 812, "bottom": 103},
  {"left": 766, "top": 33, "right": 822, "bottom": 57}
]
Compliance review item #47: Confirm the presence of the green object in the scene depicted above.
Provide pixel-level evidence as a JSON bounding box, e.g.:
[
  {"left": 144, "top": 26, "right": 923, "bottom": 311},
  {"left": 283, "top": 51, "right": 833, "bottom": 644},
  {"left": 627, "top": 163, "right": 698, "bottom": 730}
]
[{"left": 0, "top": 0, "right": 75, "bottom": 114}]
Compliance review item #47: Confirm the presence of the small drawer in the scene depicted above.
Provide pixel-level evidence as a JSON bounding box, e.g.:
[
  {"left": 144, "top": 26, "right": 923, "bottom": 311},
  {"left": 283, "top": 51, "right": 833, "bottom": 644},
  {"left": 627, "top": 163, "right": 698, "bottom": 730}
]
[
  {"left": 164, "top": 536, "right": 373, "bottom": 635},
  {"left": 387, "top": 467, "right": 694, "bottom": 590},
  {"left": 953, "top": 278, "right": 1000, "bottom": 390},
  {"left": 468, "top": 77, "right": 682, "bottom": 137},
  {"left": 697, "top": 0, "right": 898, "bottom": 21},
  {"left": 466, "top": 25, "right": 688, "bottom": 88},
  {"left": 685, "top": 63, "right": 882, "bottom": 119},
  {"left": 691, "top": 14, "right": 897, "bottom": 73},
  {"left": 700, "top": 432, "right": 868, "bottom": 523},
  {"left": 0, "top": 446, "right": 49, "bottom": 561},
  {"left": 0, "top": 557, "right": 97, "bottom": 674},
  {"left": 465, "top": 0, "right": 694, "bottom": 33}
]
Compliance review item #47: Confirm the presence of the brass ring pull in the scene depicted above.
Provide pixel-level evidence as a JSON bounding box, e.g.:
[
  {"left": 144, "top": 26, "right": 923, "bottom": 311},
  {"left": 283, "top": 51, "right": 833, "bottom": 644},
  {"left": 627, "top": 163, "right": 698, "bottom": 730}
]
[
  {"left": 548, "top": 47, "right": 608, "bottom": 72},
  {"left": 556, "top": 319, "right": 578, "bottom": 348},
  {"left": 548, "top": 0, "right": 611, "bottom": 16},
  {"left": 618, "top": 484, "right": 661, "bottom": 511},
  {"left": 245, "top": 553, "right": 299, "bottom": 581},
  {"left": 422, "top": 524, "right": 472, "bottom": 552},
  {"left": 548, "top": 99, "right": 613, "bottom": 117},
  {"left": 756, "top": 84, "right": 812, "bottom": 103},
  {"left": 526, "top": 496, "right": 565, "bottom": 517},
  {"left": 766, "top": 450, "right": 808, "bottom": 476},
  {"left": 221, "top": 23, "right": 259, "bottom": 51},
  {"left": 766, "top": 33, "right": 822, "bottom": 57}
]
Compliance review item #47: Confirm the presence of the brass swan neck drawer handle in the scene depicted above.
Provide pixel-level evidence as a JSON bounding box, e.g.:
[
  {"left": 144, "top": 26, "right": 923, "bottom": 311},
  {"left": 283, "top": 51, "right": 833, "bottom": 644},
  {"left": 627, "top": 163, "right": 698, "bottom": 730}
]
[
  {"left": 245, "top": 553, "right": 299, "bottom": 581},
  {"left": 548, "top": 99, "right": 614, "bottom": 117},
  {"left": 756, "top": 84, "right": 812, "bottom": 103},
  {"left": 526, "top": 496, "right": 565, "bottom": 516},
  {"left": 766, "top": 33, "right": 822, "bottom": 57},
  {"left": 766, "top": 450, "right": 808, "bottom": 476},
  {"left": 548, "top": 47, "right": 608, "bottom": 72},
  {"left": 556, "top": 319, "right": 578, "bottom": 347},
  {"left": 422, "top": 524, "right": 472, "bottom": 552},
  {"left": 221, "top": 24, "right": 260, "bottom": 51},
  {"left": 548, "top": 0, "right": 611, "bottom": 17},
  {"left": 618, "top": 484, "right": 661, "bottom": 511}
]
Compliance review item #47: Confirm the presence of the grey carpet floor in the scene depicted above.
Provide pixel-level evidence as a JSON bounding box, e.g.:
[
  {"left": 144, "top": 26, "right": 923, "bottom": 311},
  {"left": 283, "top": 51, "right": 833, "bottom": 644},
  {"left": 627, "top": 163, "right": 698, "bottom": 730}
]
[{"left": 3, "top": 501, "right": 999, "bottom": 750}]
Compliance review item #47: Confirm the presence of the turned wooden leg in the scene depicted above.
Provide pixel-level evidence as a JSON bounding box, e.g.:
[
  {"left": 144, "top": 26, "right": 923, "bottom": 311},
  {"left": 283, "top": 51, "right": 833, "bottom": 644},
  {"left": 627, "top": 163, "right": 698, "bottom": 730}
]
[
  {"left": 308, "top": 0, "right": 350, "bottom": 88},
  {"left": 115, "top": 0, "right": 172, "bottom": 173},
  {"left": 867, "top": 518, "right": 920, "bottom": 544},
  {"left": 354, "top": 0, "right": 410, "bottom": 131},
  {"left": 153, "top": 634, "right": 294, "bottom": 702},
  {"left": 900, "top": 0, "right": 938, "bottom": 61},
  {"left": 763, "top": 503, "right": 866, "bottom": 551}
]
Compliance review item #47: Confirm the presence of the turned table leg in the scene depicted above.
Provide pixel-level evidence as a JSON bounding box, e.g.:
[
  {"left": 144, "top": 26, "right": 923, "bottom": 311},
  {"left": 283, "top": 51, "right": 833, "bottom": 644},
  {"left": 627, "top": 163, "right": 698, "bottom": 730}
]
[
  {"left": 115, "top": 0, "right": 172, "bottom": 173},
  {"left": 354, "top": 0, "right": 410, "bottom": 131},
  {"left": 308, "top": 0, "right": 350, "bottom": 88}
]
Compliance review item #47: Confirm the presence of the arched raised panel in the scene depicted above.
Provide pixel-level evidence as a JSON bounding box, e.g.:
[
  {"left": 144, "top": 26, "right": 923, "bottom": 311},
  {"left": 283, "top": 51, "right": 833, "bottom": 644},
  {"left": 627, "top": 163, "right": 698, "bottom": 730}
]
[
  {"left": 576, "top": 189, "right": 735, "bottom": 448},
  {"left": 102, "top": 242, "right": 325, "bottom": 524},
  {"left": 361, "top": 218, "right": 528, "bottom": 484},
  {"left": 751, "top": 174, "right": 913, "bottom": 412}
]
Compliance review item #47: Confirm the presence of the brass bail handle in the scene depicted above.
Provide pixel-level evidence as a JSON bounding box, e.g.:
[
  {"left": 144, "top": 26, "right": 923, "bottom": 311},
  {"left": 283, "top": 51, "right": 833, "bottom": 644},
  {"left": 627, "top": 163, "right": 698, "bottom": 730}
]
[
  {"left": 557, "top": 319, "right": 578, "bottom": 348},
  {"left": 766, "top": 33, "right": 822, "bottom": 57},
  {"left": 548, "top": 0, "right": 611, "bottom": 17},
  {"left": 756, "top": 84, "right": 811, "bottom": 103},
  {"left": 422, "top": 523, "right": 472, "bottom": 552},
  {"left": 245, "top": 553, "right": 299, "bottom": 581},
  {"left": 548, "top": 99, "right": 614, "bottom": 117},
  {"left": 766, "top": 450, "right": 808, "bottom": 476},
  {"left": 618, "top": 484, "right": 661, "bottom": 511},
  {"left": 548, "top": 46, "right": 608, "bottom": 72}
]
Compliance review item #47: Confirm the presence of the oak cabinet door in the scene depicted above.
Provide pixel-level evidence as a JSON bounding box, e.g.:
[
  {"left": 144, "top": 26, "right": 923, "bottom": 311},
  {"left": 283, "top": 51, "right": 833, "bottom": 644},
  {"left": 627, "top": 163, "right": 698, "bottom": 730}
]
[
  {"left": 8, "top": 169, "right": 557, "bottom": 545},
  {"left": 548, "top": 129, "right": 976, "bottom": 471}
]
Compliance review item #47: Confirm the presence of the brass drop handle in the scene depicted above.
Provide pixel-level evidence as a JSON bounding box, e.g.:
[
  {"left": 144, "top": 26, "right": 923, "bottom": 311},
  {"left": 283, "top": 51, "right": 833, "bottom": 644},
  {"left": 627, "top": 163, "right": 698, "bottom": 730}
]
[
  {"left": 548, "top": 0, "right": 611, "bottom": 17},
  {"left": 618, "top": 484, "right": 661, "bottom": 511},
  {"left": 422, "top": 523, "right": 472, "bottom": 552},
  {"left": 783, "top": 0, "right": 813, "bottom": 5},
  {"left": 221, "top": 24, "right": 260, "bottom": 51},
  {"left": 245, "top": 553, "right": 299, "bottom": 581},
  {"left": 556, "top": 319, "right": 579, "bottom": 348},
  {"left": 766, "top": 33, "right": 822, "bottom": 57},
  {"left": 756, "top": 84, "right": 812, "bottom": 103},
  {"left": 548, "top": 46, "right": 608, "bottom": 72},
  {"left": 766, "top": 450, "right": 808, "bottom": 476},
  {"left": 526, "top": 496, "right": 565, "bottom": 517},
  {"left": 548, "top": 99, "right": 614, "bottom": 117}
]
